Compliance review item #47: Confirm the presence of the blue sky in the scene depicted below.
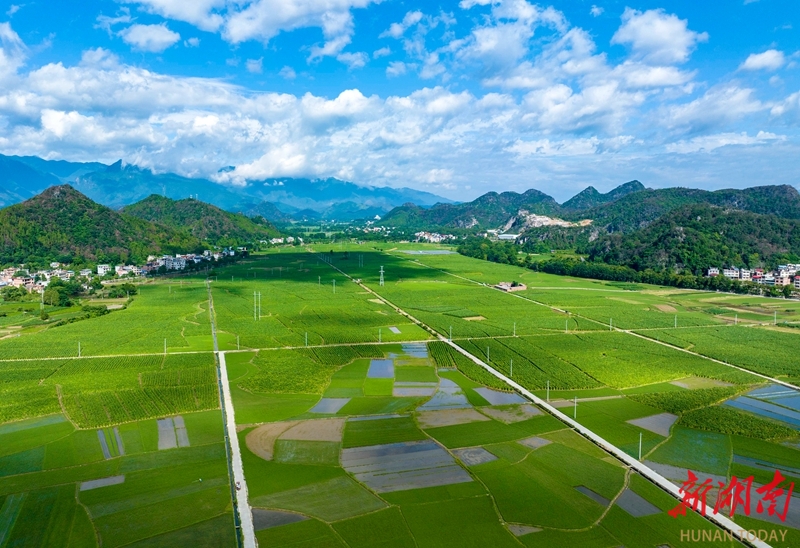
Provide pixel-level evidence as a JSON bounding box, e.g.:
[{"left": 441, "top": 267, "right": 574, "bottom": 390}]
[{"left": 0, "top": 1, "right": 798, "bottom": 201}]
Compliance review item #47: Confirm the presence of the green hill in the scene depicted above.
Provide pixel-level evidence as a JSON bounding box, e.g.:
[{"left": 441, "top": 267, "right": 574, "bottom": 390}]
[
  {"left": 122, "top": 195, "right": 280, "bottom": 246},
  {"left": 379, "top": 189, "right": 560, "bottom": 231},
  {"left": 586, "top": 204, "right": 800, "bottom": 273},
  {"left": 0, "top": 185, "right": 201, "bottom": 266},
  {"left": 561, "top": 180, "right": 645, "bottom": 211}
]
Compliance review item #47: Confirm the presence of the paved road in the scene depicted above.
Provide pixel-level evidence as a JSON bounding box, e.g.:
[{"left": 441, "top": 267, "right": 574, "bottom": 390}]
[
  {"left": 206, "top": 280, "right": 257, "bottom": 548},
  {"left": 218, "top": 351, "right": 257, "bottom": 548}
]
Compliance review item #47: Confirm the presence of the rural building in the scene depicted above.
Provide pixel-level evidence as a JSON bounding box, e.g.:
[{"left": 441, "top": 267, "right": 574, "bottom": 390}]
[{"left": 495, "top": 282, "right": 527, "bottom": 292}]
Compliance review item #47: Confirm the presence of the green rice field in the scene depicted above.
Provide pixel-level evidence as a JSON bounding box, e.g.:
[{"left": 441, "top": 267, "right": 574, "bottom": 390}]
[{"left": 1, "top": 246, "right": 798, "bottom": 546}]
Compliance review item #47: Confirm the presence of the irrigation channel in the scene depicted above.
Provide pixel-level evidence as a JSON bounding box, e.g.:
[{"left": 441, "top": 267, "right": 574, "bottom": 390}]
[
  {"left": 321, "top": 256, "right": 772, "bottom": 548},
  {"left": 207, "top": 280, "right": 257, "bottom": 548}
]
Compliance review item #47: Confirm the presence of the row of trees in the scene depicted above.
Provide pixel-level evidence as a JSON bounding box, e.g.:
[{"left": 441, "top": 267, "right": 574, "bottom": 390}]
[{"left": 457, "top": 237, "right": 794, "bottom": 297}]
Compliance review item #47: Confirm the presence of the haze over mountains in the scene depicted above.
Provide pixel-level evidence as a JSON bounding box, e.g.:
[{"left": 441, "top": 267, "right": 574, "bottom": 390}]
[{"left": 0, "top": 155, "right": 450, "bottom": 222}]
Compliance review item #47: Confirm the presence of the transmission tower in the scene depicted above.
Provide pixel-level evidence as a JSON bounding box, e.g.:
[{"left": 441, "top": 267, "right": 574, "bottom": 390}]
[{"left": 379, "top": 266, "right": 385, "bottom": 287}]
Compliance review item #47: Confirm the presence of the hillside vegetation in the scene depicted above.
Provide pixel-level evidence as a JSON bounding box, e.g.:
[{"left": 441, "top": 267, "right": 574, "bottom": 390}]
[
  {"left": 0, "top": 185, "right": 201, "bottom": 266},
  {"left": 122, "top": 195, "right": 280, "bottom": 246}
]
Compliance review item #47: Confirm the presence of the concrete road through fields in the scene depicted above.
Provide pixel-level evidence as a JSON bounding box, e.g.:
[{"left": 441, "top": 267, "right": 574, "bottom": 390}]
[{"left": 218, "top": 351, "right": 257, "bottom": 548}]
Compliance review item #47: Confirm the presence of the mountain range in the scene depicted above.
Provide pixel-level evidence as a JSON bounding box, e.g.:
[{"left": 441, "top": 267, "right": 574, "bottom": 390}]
[{"left": 0, "top": 155, "right": 451, "bottom": 222}]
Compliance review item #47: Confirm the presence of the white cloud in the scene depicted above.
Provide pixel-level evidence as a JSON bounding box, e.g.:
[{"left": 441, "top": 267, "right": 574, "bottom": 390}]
[
  {"left": 95, "top": 9, "right": 133, "bottom": 35},
  {"left": 185, "top": 37, "right": 201, "bottom": 47},
  {"left": 0, "top": 20, "right": 798, "bottom": 200},
  {"left": 118, "top": 24, "right": 180, "bottom": 53},
  {"left": 279, "top": 66, "right": 297, "bottom": 80},
  {"left": 6, "top": 5, "right": 21, "bottom": 17},
  {"left": 740, "top": 49, "right": 785, "bottom": 71},
  {"left": 590, "top": 6, "right": 603, "bottom": 17},
  {"left": 612, "top": 8, "right": 708, "bottom": 64},
  {"left": 666, "top": 86, "right": 764, "bottom": 132},
  {"left": 508, "top": 137, "right": 600, "bottom": 156},
  {"left": 246, "top": 58, "right": 263, "bottom": 74},
  {"left": 121, "top": 0, "right": 225, "bottom": 32},
  {"left": 380, "top": 11, "right": 423, "bottom": 39},
  {"left": 373, "top": 47, "right": 391, "bottom": 59},
  {"left": 0, "top": 22, "right": 26, "bottom": 78},
  {"left": 666, "top": 131, "right": 784, "bottom": 154},
  {"left": 337, "top": 52, "right": 368, "bottom": 69},
  {"left": 386, "top": 61, "right": 407, "bottom": 77}
]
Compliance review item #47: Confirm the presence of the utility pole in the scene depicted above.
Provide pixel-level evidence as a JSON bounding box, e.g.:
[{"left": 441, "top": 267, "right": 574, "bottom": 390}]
[
  {"left": 774, "top": 311, "right": 777, "bottom": 325},
  {"left": 78, "top": 342, "right": 81, "bottom": 357},
  {"left": 305, "top": 332, "right": 308, "bottom": 347},
  {"left": 638, "top": 432, "right": 643, "bottom": 460},
  {"left": 379, "top": 328, "right": 382, "bottom": 343},
  {"left": 164, "top": 339, "right": 167, "bottom": 355},
  {"left": 510, "top": 359, "right": 513, "bottom": 377},
  {"left": 253, "top": 292, "right": 257, "bottom": 321},
  {"left": 486, "top": 346, "right": 490, "bottom": 362},
  {"left": 379, "top": 266, "right": 384, "bottom": 287},
  {"left": 674, "top": 315, "right": 677, "bottom": 328},
  {"left": 513, "top": 322, "right": 516, "bottom": 337},
  {"left": 573, "top": 397, "right": 577, "bottom": 419},
  {"left": 258, "top": 292, "right": 261, "bottom": 320},
  {"left": 546, "top": 380, "right": 550, "bottom": 402}
]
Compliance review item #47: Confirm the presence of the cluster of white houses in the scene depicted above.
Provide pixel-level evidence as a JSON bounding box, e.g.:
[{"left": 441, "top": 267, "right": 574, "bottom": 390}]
[
  {"left": 1, "top": 250, "right": 237, "bottom": 293},
  {"left": 414, "top": 231, "right": 456, "bottom": 243},
  {"left": 706, "top": 264, "right": 800, "bottom": 288}
]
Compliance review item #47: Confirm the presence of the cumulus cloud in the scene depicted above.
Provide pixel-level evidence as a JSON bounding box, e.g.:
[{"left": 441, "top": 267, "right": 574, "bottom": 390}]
[
  {"left": 279, "top": 66, "right": 297, "bottom": 80},
  {"left": 380, "top": 11, "right": 423, "bottom": 39},
  {"left": 118, "top": 24, "right": 180, "bottom": 52},
  {"left": 245, "top": 57, "right": 263, "bottom": 73},
  {"left": 0, "top": 22, "right": 26, "bottom": 78},
  {"left": 386, "top": 61, "right": 408, "bottom": 77},
  {"left": 665, "top": 86, "right": 764, "bottom": 132},
  {"left": 612, "top": 8, "right": 708, "bottom": 64},
  {"left": 740, "top": 49, "right": 785, "bottom": 71},
  {"left": 6, "top": 5, "right": 21, "bottom": 17},
  {"left": 590, "top": 6, "right": 603, "bottom": 17},
  {"left": 337, "top": 52, "right": 368, "bottom": 69},
  {"left": 95, "top": 9, "right": 133, "bottom": 35},
  {"left": 185, "top": 37, "right": 201, "bottom": 47},
  {"left": 120, "top": 0, "right": 225, "bottom": 32},
  {"left": 373, "top": 47, "right": 391, "bottom": 59},
  {"left": 0, "top": 13, "right": 796, "bottom": 199}
]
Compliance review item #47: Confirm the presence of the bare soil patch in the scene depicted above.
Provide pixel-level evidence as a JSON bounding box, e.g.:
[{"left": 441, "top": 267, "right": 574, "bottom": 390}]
[
  {"left": 246, "top": 421, "right": 298, "bottom": 461},
  {"left": 280, "top": 418, "right": 345, "bottom": 442},
  {"left": 463, "top": 316, "right": 486, "bottom": 321},
  {"left": 655, "top": 304, "right": 677, "bottom": 313}
]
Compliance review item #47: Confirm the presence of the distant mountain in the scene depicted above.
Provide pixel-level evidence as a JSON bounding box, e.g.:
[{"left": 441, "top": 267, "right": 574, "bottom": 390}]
[
  {"left": 241, "top": 201, "right": 293, "bottom": 225},
  {"left": 561, "top": 180, "right": 645, "bottom": 210},
  {"left": 586, "top": 204, "right": 800, "bottom": 273},
  {"left": 122, "top": 195, "right": 281, "bottom": 246},
  {"left": 0, "top": 154, "right": 452, "bottom": 221},
  {"left": 0, "top": 186, "right": 201, "bottom": 266},
  {"left": 379, "top": 189, "right": 560, "bottom": 231}
]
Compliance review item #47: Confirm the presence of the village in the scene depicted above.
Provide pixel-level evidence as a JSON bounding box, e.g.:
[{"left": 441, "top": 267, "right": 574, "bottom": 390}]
[
  {"left": 0, "top": 249, "right": 239, "bottom": 294},
  {"left": 706, "top": 264, "right": 800, "bottom": 289}
]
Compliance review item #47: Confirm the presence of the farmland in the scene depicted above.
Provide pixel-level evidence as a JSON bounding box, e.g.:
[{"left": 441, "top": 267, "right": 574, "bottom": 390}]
[{"left": 1, "top": 245, "right": 799, "bottom": 546}]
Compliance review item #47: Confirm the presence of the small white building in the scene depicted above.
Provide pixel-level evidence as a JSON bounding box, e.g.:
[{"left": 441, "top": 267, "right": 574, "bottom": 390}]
[
  {"left": 739, "top": 269, "right": 751, "bottom": 281},
  {"left": 97, "top": 264, "right": 111, "bottom": 276},
  {"left": 79, "top": 269, "right": 93, "bottom": 277},
  {"left": 722, "top": 267, "right": 739, "bottom": 279}
]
